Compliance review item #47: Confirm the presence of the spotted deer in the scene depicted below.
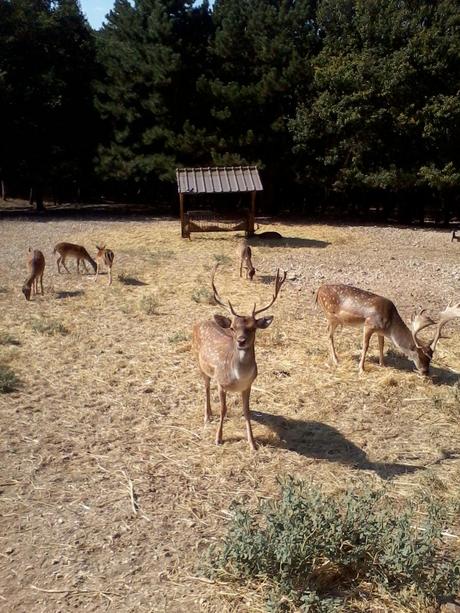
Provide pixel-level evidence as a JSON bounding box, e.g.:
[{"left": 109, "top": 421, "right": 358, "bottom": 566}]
[
  {"left": 238, "top": 240, "right": 255, "bottom": 280},
  {"left": 94, "top": 245, "right": 115, "bottom": 285},
  {"left": 192, "top": 266, "right": 287, "bottom": 449},
  {"left": 316, "top": 284, "right": 460, "bottom": 375},
  {"left": 53, "top": 242, "right": 97, "bottom": 274},
  {"left": 22, "top": 248, "right": 45, "bottom": 301}
]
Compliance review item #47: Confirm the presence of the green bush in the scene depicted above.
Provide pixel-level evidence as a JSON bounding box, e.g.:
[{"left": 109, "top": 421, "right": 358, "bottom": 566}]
[
  {"left": 31, "top": 319, "right": 69, "bottom": 336},
  {"left": 207, "top": 479, "right": 460, "bottom": 610},
  {"left": 0, "top": 332, "right": 20, "bottom": 346},
  {"left": 139, "top": 294, "right": 160, "bottom": 315},
  {"left": 0, "top": 365, "right": 19, "bottom": 393},
  {"left": 192, "top": 287, "right": 215, "bottom": 305}
]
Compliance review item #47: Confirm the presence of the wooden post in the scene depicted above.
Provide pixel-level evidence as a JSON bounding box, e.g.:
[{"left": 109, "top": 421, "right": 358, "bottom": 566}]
[
  {"left": 180, "top": 193, "right": 186, "bottom": 237},
  {"left": 247, "top": 191, "right": 256, "bottom": 236}
]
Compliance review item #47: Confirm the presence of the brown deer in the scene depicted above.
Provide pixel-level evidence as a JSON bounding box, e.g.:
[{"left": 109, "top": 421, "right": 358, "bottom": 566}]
[
  {"left": 316, "top": 284, "right": 460, "bottom": 375},
  {"left": 192, "top": 266, "right": 287, "bottom": 449},
  {"left": 94, "top": 245, "right": 115, "bottom": 285},
  {"left": 22, "top": 248, "right": 45, "bottom": 301},
  {"left": 53, "top": 242, "right": 97, "bottom": 275},
  {"left": 238, "top": 240, "right": 256, "bottom": 280}
]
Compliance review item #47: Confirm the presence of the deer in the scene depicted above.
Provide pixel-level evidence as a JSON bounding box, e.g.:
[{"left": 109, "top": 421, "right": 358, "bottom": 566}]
[
  {"left": 94, "top": 245, "right": 115, "bottom": 285},
  {"left": 53, "top": 242, "right": 97, "bottom": 275},
  {"left": 316, "top": 284, "right": 460, "bottom": 376},
  {"left": 238, "top": 240, "right": 256, "bottom": 280},
  {"left": 192, "top": 265, "right": 287, "bottom": 450},
  {"left": 22, "top": 248, "right": 45, "bottom": 301}
]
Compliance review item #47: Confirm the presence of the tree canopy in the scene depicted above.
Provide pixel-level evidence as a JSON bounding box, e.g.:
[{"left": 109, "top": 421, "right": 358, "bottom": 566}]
[{"left": 1, "top": 0, "right": 459, "bottom": 220}]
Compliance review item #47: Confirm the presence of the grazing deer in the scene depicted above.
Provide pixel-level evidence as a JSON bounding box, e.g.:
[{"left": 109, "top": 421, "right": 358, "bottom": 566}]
[
  {"left": 22, "top": 248, "right": 45, "bottom": 300},
  {"left": 53, "top": 242, "right": 97, "bottom": 275},
  {"left": 192, "top": 266, "right": 287, "bottom": 450},
  {"left": 94, "top": 245, "right": 115, "bottom": 285},
  {"left": 238, "top": 240, "right": 256, "bottom": 280},
  {"left": 316, "top": 284, "right": 460, "bottom": 376},
  {"left": 452, "top": 229, "right": 459, "bottom": 242}
]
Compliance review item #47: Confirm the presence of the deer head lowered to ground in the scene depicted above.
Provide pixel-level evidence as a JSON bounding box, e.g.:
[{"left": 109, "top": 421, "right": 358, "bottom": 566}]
[
  {"left": 316, "top": 284, "right": 460, "bottom": 376},
  {"left": 192, "top": 265, "right": 287, "bottom": 450},
  {"left": 22, "top": 248, "right": 45, "bottom": 301},
  {"left": 53, "top": 242, "right": 97, "bottom": 275}
]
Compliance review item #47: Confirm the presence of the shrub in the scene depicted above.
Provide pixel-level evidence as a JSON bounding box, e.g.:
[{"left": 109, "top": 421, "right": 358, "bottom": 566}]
[
  {"left": 168, "top": 331, "right": 188, "bottom": 344},
  {"left": 0, "top": 332, "right": 20, "bottom": 346},
  {"left": 139, "top": 294, "right": 160, "bottom": 315},
  {"left": 0, "top": 365, "right": 19, "bottom": 393},
  {"left": 207, "top": 478, "right": 460, "bottom": 610},
  {"left": 192, "top": 287, "right": 215, "bottom": 305},
  {"left": 214, "top": 254, "right": 232, "bottom": 265},
  {"left": 31, "top": 319, "right": 69, "bottom": 336}
]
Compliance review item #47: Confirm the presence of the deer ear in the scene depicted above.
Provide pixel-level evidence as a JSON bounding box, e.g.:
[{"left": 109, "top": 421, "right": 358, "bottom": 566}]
[
  {"left": 256, "top": 315, "right": 273, "bottom": 329},
  {"left": 214, "top": 314, "right": 232, "bottom": 329}
]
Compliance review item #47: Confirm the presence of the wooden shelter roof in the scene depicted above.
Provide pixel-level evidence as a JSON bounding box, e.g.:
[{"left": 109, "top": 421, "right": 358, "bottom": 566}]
[{"left": 176, "top": 166, "right": 263, "bottom": 194}]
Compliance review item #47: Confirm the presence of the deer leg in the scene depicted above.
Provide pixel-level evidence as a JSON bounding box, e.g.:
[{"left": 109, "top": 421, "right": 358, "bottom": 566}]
[
  {"left": 94, "top": 261, "right": 100, "bottom": 282},
  {"left": 216, "top": 385, "right": 227, "bottom": 445},
  {"left": 239, "top": 260, "right": 243, "bottom": 277},
  {"left": 327, "top": 321, "right": 339, "bottom": 365},
  {"left": 108, "top": 266, "right": 112, "bottom": 286},
  {"left": 203, "top": 375, "right": 212, "bottom": 424},
  {"left": 82, "top": 259, "right": 89, "bottom": 274},
  {"left": 359, "top": 326, "right": 374, "bottom": 373},
  {"left": 61, "top": 257, "right": 70, "bottom": 273},
  {"left": 378, "top": 335, "right": 385, "bottom": 366},
  {"left": 242, "top": 388, "right": 257, "bottom": 451},
  {"left": 56, "top": 256, "right": 62, "bottom": 273},
  {"left": 40, "top": 274, "right": 44, "bottom": 295}
]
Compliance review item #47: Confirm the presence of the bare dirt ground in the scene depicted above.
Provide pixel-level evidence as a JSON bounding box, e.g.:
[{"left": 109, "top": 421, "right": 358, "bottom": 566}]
[{"left": 0, "top": 214, "right": 459, "bottom": 612}]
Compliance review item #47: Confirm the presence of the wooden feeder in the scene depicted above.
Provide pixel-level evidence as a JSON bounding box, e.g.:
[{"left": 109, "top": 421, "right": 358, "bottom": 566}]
[{"left": 176, "top": 166, "right": 263, "bottom": 238}]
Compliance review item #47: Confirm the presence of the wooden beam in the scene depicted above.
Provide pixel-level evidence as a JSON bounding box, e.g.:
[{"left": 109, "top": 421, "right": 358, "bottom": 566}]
[
  {"left": 247, "top": 191, "right": 256, "bottom": 236},
  {"left": 179, "top": 193, "right": 186, "bottom": 238}
]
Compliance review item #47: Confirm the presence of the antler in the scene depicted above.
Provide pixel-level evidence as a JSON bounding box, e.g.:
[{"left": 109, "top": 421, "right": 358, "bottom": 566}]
[
  {"left": 430, "top": 302, "right": 460, "bottom": 352},
  {"left": 411, "top": 309, "right": 436, "bottom": 347},
  {"left": 252, "top": 269, "right": 287, "bottom": 317},
  {"left": 211, "top": 264, "right": 243, "bottom": 317}
]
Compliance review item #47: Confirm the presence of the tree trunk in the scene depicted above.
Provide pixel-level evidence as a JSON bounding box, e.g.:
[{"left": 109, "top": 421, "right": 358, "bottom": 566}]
[
  {"left": 35, "top": 186, "right": 45, "bottom": 211},
  {"left": 1, "top": 179, "right": 6, "bottom": 201}
]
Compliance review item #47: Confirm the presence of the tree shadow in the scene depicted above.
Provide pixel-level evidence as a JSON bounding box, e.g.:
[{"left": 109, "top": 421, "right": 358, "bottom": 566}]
[
  {"left": 249, "top": 236, "right": 330, "bottom": 249},
  {"left": 251, "top": 411, "right": 422, "bottom": 480},
  {"left": 55, "top": 290, "right": 85, "bottom": 299},
  {"left": 118, "top": 275, "right": 148, "bottom": 286}
]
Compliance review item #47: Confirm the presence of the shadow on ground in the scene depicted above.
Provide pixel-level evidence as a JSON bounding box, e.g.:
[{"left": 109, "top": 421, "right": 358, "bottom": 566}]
[
  {"left": 118, "top": 276, "right": 148, "bottom": 286},
  {"left": 252, "top": 411, "right": 422, "bottom": 480},
  {"left": 383, "top": 350, "right": 459, "bottom": 385},
  {"left": 55, "top": 290, "right": 85, "bottom": 299}
]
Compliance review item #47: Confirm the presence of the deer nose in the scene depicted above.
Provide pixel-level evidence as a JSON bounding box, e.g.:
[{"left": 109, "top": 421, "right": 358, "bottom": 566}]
[{"left": 237, "top": 336, "right": 247, "bottom": 347}]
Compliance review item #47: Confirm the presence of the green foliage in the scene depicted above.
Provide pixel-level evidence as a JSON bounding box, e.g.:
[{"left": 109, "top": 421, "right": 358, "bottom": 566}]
[
  {"left": 207, "top": 479, "right": 460, "bottom": 609},
  {"left": 31, "top": 319, "right": 69, "bottom": 336},
  {"left": 0, "top": 365, "right": 19, "bottom": 393},
  {"left": 139, "top": 293, "right": 160, "bottom": 315},
  {"left": 214, "top": 254, "right": 232, "bottom": 265},
  {"left": 168, "top": 331, "right": 188, "bottom": 343},
  {"left": 0, "top": 0, "right": 98, "bottom": 207},
  {"left": 0, "top": 332, "right": 20, "bottom": 346},
  {"left": 192, "top": 287, "right": 215, "bottom": 305}
]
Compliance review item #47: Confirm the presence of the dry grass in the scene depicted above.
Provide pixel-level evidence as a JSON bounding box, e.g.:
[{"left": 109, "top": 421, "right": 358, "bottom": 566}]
[{"left": 0, "top": 216, "right": 459, "bottom": 611}]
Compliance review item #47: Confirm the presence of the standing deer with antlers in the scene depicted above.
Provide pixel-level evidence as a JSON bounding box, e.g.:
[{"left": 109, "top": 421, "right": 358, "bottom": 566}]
[
  {"left": 316, "top": 284, "right": 460, "bottom": 375},
  {"left": 192, "top": 266, "right": 287, "bottom": 449}
]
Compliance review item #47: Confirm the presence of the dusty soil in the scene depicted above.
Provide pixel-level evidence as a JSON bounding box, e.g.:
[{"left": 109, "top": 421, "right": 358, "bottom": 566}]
[{"left": 0, "top": 214, "right": 459, "bottom": 612}]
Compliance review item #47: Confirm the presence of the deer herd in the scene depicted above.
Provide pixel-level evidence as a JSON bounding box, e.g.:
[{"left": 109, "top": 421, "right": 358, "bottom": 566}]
[{"left": 21, "top": 233, "right": 459, "bottom": 450}]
